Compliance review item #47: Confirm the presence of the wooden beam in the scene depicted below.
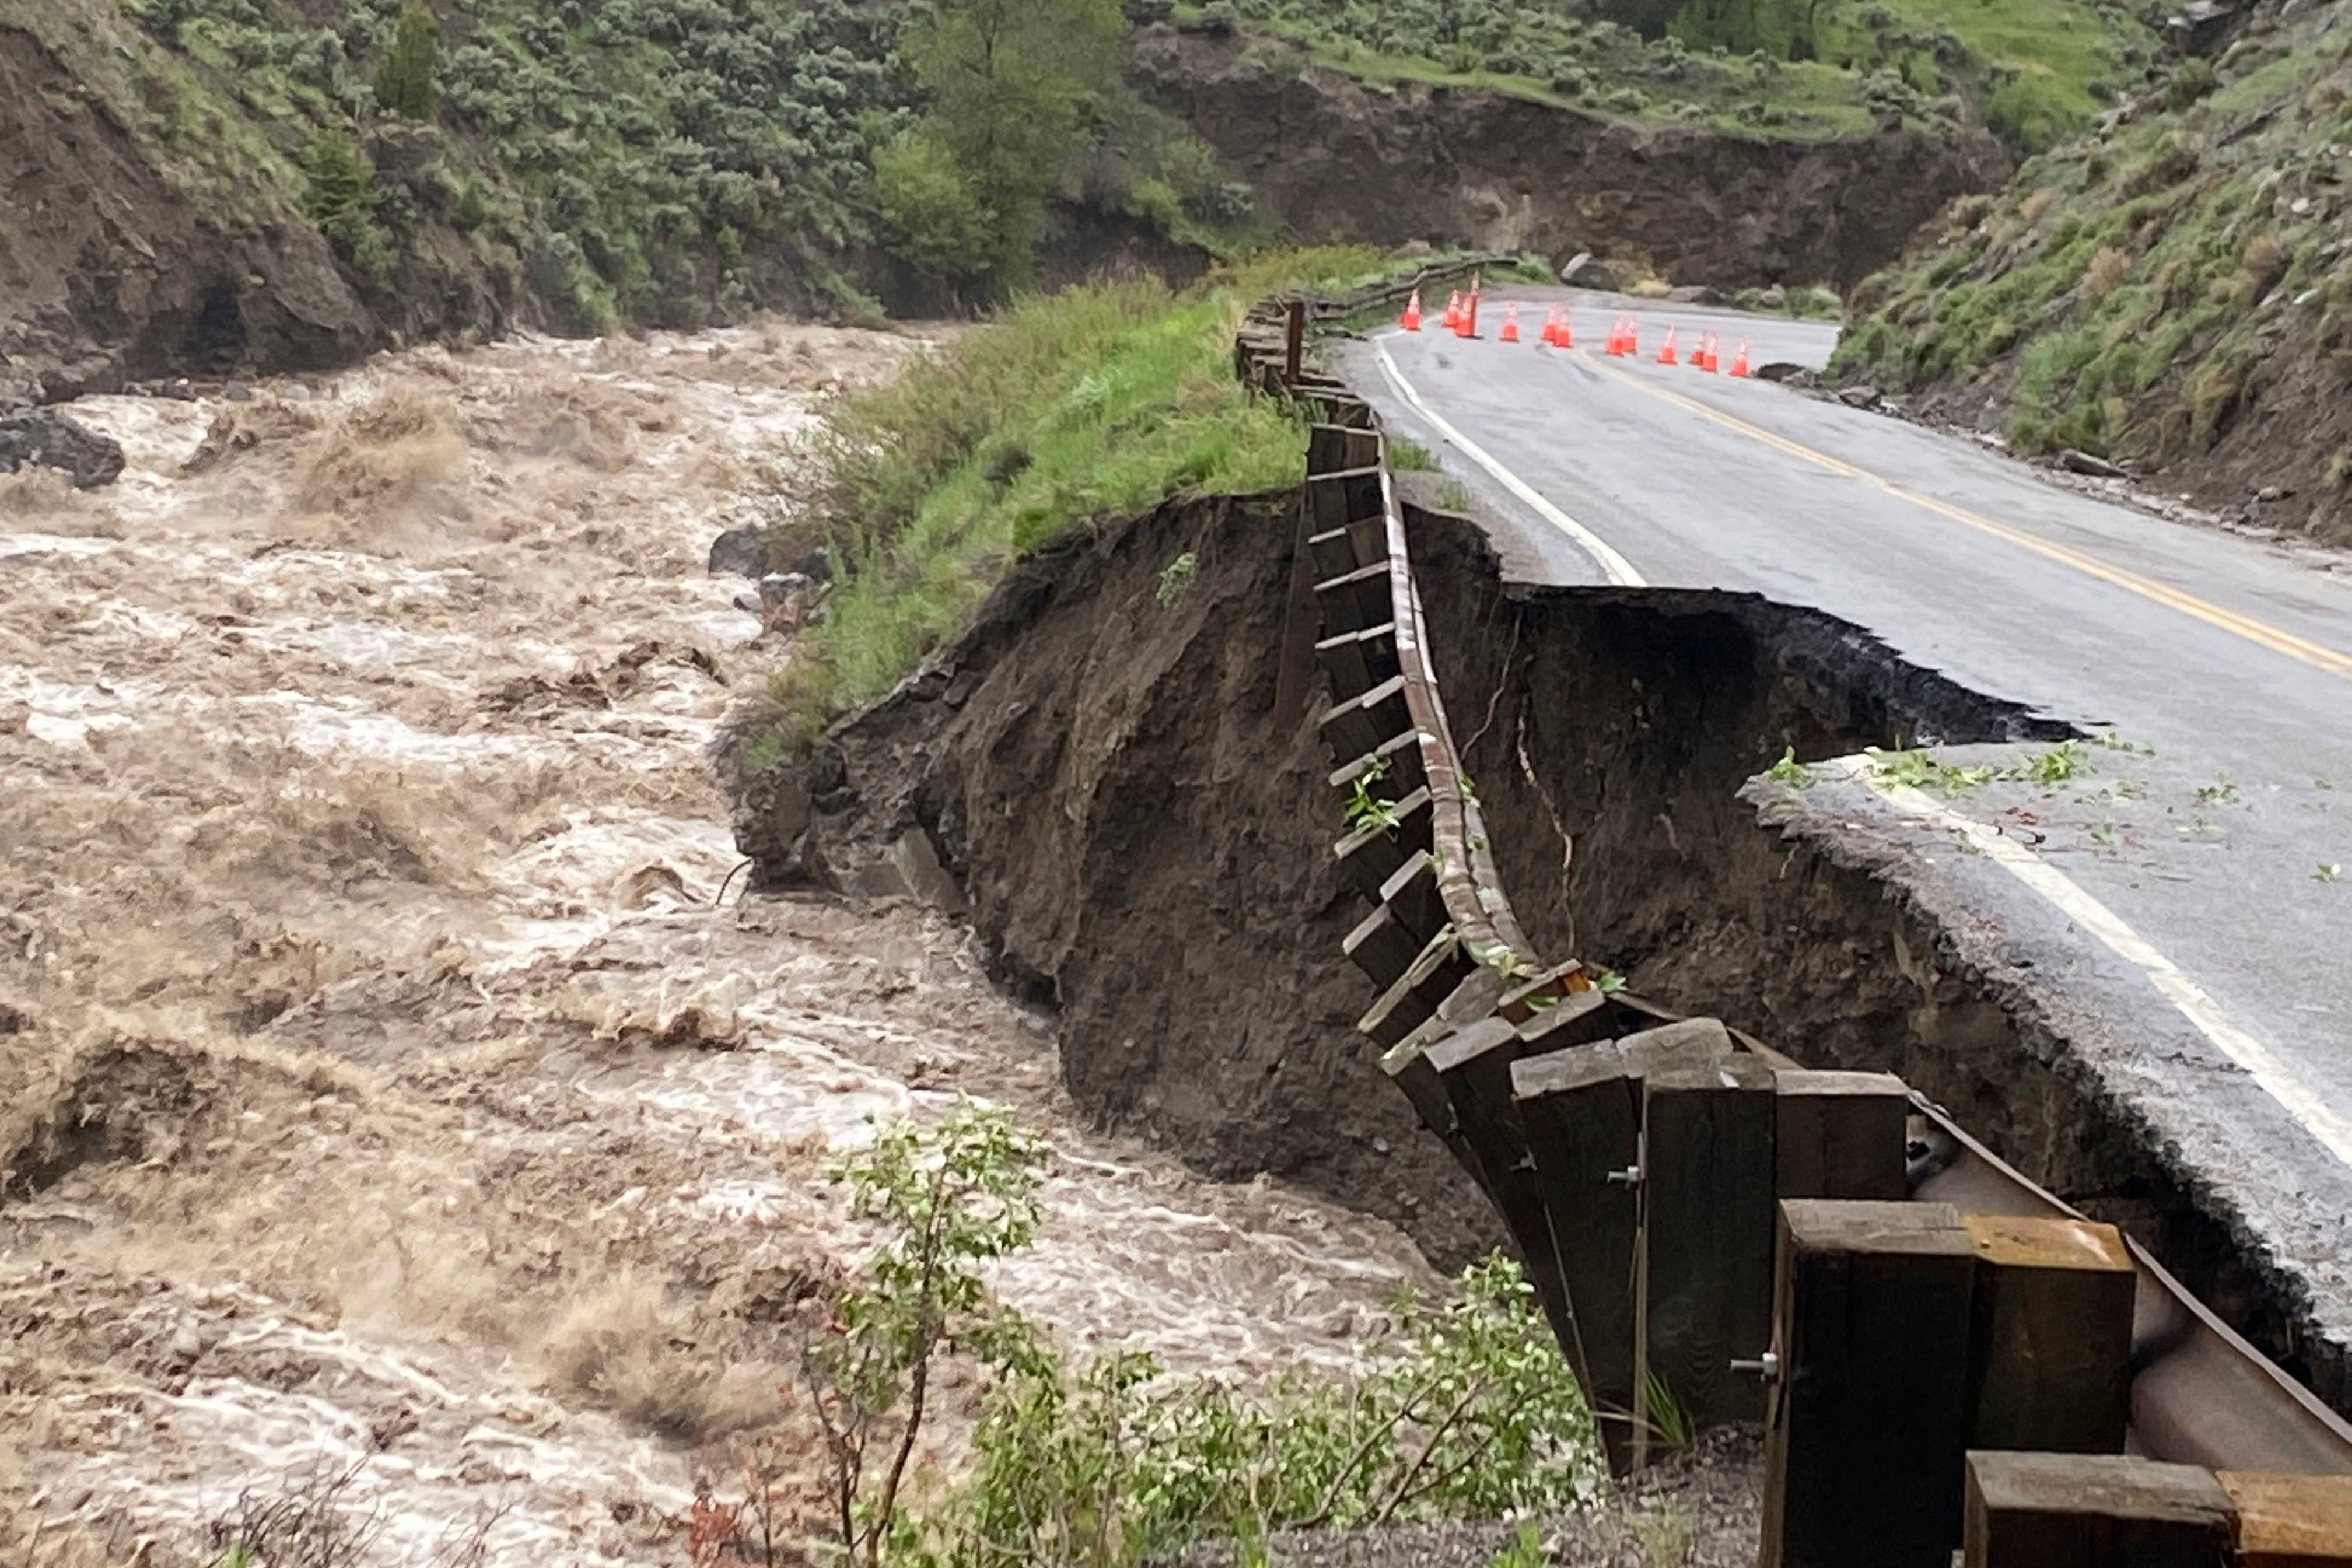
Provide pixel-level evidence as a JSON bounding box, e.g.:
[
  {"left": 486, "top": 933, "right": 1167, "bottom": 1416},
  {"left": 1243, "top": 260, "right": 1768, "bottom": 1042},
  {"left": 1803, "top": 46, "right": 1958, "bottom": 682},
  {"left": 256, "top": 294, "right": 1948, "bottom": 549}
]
[
  {"left": 1513, "top": 1038, "right": 1643, "bottom": 1472},
  {"left": 1962, "top": 1452, "right": 2233, "bottom": 1567},
  {"left": 1763, "top": 1200, "right": 1977, "bottom": 1568},
  {"left": 1513, "top": 985, "right": 1611, "bottom": 1050},
  {"left": 1427, "top": 1018, "right": 1573, "bottom": 1346},
  {"left": 1642, "top": 1052, "right": 1777, "bottom": 1436},
  {"left": 1773, "top": 1069, "right": 1909, "bottom": 1200},
  {"left": 1619, "top": 1016, "right": 1735, "bottom": 1076},
  {"left": 1964, "top": 1214, "right": 2136, "bottom": 1455},
  {"left": 2219, "top": 1472, "right": 2352, "bottom": 1565}
]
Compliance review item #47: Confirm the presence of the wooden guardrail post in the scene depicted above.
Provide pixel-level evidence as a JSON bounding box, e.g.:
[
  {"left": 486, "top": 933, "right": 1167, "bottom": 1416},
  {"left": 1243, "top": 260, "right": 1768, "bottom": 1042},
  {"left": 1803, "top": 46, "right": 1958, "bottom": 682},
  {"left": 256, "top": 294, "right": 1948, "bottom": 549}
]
[
  {"left": 1773, "top": 1069, "right": 1909, "bottom": 1200},
  {"left": 1964, "top": 1214, "right": 2137, "bottom": 1455},
  {"left": 1962, "top": 1452, "right": 2234, "bottom": 1566},
  {"left": 1513, "top": 1035, "right": 1643, "bottom": 1471},
  {"left": 1642, "top": 1051, "right": 1778, "bottom": 1442},
  {"left": 1426, "top": 1017, "right": 1577, "bottom": 1345},
  {"left": 1763, "top": 1200, "right": 1978, "bottom": 1568}
]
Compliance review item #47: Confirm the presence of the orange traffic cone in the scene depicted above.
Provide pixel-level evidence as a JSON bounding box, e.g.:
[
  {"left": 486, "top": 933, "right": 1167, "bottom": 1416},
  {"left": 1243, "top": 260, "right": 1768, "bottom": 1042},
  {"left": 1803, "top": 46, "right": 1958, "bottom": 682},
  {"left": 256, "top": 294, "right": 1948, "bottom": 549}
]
[
  {"left": 1655, "top": 326, "right": 1678, "bottom": 366},
  {"left": 1699, "top": 334, "right": 1720, "bottom": 373},
  {"left": 1607, "top": 316, "right": 1630, "bottom": 356},
  {"left": 1729, "top": 340, "right": 1750, "bottom": 377},
  {"left": 1457, "top": 290, "right": 1479, "bottom": 338},
  {"left": 1499, "top": 304, "right": 1521, "bottom": 344},
  {"left": 1555, "top": 311, "right": 1573, "bottom": 349},
  {"left": 1442, "top": 291, "right": 1462, "bottom": 331},
  {"left": 1400, "top": 289, "right": 1423, "bottom": 332}
]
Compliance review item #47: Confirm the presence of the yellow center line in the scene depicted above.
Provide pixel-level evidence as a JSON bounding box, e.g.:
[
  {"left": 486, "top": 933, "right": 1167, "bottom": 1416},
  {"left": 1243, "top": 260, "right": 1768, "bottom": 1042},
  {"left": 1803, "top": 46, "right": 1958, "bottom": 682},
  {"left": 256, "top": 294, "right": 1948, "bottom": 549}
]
[{"left": 1590, "top": 356, "right": 2352, "bottom": 681}]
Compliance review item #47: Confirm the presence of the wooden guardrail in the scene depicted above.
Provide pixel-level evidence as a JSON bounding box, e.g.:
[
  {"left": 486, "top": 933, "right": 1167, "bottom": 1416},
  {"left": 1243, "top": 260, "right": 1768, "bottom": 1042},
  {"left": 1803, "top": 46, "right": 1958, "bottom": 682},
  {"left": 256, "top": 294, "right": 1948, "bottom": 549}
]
[{"left": 1234, "top": 288, "right": 2352, "bottom": 1564}]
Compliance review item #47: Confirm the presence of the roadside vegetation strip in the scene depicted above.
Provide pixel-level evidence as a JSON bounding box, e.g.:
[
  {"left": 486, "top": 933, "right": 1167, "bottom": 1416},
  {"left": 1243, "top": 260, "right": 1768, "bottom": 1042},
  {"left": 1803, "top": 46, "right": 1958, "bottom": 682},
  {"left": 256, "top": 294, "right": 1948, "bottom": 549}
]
[
  {"left": 1832, "top": 3, "right": 2352, "bottom": 539},
  {"left": 740, "top": 249, "right": 1427, "bottom": 766}
]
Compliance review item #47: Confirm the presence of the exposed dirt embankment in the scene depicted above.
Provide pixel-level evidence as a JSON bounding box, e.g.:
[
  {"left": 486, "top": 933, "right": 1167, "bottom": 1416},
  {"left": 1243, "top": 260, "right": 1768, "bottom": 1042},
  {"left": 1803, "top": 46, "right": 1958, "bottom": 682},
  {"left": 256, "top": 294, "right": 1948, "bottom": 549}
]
[
  {"left": 1405, "top": 511, "right": 2349, "bottom": 1414},
  {"left": 0, "top": 27, "right": 516, "bottom": 405},
  {"left": 1125, "top": 26, "right": 2010, "bottom": 290},
  {"left": 738, "top": 491, "right": 1505, "bottom": 1269}
]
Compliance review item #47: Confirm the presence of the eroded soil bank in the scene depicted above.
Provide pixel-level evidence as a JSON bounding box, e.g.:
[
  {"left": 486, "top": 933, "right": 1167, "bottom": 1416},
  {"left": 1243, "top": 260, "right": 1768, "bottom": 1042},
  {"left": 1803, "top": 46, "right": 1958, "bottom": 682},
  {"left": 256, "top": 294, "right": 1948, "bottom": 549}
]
[
  {"left": 0, "top": 331, "right": 1447, "bottom": 1564},
  {"left": 746, "top": 484, "right": 2351, "bottom": 1423}
]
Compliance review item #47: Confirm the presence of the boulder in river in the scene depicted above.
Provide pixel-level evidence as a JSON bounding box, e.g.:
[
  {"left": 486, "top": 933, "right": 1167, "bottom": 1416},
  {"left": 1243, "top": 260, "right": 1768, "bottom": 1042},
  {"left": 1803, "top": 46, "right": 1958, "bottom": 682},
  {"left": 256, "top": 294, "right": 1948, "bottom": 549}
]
[
  {"left": 707, "top": 523, "right": 768, "bottom": 578},
  {"left": 0, "top": 407, "right": 126, "bottom": 489}
]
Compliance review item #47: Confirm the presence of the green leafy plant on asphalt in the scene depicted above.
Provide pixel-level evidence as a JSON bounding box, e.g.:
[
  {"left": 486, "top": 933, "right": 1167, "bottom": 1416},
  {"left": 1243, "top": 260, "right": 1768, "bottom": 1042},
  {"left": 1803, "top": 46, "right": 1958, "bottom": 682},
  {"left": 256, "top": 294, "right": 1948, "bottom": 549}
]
[{"left": 1765, "top": 744, "right": 1812, "bottom": 787}]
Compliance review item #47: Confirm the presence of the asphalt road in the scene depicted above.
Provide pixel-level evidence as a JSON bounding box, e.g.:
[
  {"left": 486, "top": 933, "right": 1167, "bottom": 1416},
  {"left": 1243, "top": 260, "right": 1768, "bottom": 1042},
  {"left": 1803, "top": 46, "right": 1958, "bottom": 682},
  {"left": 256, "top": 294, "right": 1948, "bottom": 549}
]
[{"left": 1332, "top": 288, "right": 2352, "bottom": 1363}]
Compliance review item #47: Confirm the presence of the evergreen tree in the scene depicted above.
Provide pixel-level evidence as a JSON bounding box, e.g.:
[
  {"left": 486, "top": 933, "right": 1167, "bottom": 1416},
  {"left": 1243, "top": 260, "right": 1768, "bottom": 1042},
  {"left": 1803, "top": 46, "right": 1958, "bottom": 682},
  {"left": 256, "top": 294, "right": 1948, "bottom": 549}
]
[{"left": 375, "top": 2, "right": 442, "bottom": 121}]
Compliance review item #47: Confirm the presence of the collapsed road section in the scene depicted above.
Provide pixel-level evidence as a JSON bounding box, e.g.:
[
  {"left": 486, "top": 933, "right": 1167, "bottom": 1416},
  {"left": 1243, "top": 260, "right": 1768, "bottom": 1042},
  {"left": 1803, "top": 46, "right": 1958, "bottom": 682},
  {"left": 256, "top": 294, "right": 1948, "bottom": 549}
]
[{"left": 741, "top": 281, "right": 2352, "bottom": 1560}]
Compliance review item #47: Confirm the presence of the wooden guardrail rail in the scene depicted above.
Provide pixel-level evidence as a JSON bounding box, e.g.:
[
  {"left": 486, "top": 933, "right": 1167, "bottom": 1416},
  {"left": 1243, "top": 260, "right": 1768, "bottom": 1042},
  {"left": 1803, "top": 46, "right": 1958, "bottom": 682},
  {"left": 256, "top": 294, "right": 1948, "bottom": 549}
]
[{"left": 1233, "top": 284, "right": 2352, "bottom": 1565}]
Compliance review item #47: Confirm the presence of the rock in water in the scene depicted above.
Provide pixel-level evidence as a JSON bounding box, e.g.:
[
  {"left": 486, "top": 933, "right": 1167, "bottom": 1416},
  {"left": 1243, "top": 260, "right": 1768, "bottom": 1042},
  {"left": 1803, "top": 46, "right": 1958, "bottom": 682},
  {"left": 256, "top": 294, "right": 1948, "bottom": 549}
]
[
  {"left": 707, "top": 523, "right": 768, "bottom": 578},
  {"left": 786, "top": 545, "right": 832, "bottom": 584},
  {"left": 0, "top": 407, "right": 126, "bottom": 489}
]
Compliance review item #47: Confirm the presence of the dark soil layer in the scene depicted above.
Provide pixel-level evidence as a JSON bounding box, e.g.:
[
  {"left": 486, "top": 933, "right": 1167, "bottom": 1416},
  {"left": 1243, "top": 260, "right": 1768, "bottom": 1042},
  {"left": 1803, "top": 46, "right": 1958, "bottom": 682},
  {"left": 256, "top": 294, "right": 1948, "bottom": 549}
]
[
  {"left": 737, "top": 490, "right": 1504, "bottom": 1268},
  {"left": 1405, "top": 508, "right": 2349, "bottom": 1416},
  {"left": 1126, "top": 24, "right": 2010, "bottom": 291}
]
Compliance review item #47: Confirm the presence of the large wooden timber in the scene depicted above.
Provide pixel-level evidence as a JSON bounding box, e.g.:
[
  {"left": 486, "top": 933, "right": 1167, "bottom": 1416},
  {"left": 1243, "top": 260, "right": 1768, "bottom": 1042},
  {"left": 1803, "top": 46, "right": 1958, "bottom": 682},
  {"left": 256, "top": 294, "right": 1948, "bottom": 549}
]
[
  {"left": 1964, "top": 1214, "right": 2137, "bottom": 1456},
  {"left": 1773, "top": 1069, "right": 1909, "bottom": 1200},
  {"left": 1763, "top": 1200, "right": 1976, "bottom": 1568},
  {"left": 1961, "top": 1452, "right": 2234, "bottom": 1567}
]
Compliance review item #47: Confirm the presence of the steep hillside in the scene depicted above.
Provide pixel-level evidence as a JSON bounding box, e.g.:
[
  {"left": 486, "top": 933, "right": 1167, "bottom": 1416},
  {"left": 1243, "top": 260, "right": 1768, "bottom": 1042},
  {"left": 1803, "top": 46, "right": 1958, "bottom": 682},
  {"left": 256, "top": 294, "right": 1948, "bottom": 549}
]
[
  {"left": 1128, "top": 23, "right": 2008, "bottom": 288},
  {"left": 0, "top": 0, "right": 1235, "bottom": 401},
  {"left": 1833, "top": 0, "right": 2352, "bottom": 544}
]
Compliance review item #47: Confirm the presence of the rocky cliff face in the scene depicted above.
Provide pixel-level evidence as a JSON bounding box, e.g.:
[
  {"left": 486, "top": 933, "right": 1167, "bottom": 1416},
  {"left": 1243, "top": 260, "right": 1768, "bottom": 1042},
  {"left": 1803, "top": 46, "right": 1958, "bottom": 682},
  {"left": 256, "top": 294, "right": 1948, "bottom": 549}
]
[{"left": 1125, "top": 25, "right": 2012, "bottom": 290}]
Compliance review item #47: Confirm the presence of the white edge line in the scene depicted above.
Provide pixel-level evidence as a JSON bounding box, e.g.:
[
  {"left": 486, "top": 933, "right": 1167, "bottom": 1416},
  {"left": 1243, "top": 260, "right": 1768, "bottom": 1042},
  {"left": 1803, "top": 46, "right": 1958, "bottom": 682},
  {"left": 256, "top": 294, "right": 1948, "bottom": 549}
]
[
  {"left": 1370, "top": 335, "right": 1646, "bottom": 589},
  {"left": 1818, "top": 755, "right": 2352, "bottom": 1170}
]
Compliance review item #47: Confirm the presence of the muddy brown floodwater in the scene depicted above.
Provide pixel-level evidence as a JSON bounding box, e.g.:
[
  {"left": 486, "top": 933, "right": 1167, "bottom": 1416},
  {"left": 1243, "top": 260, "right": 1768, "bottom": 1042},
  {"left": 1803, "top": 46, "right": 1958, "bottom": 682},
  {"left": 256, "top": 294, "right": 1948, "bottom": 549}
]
[{"left": 0, "top": 324, "right": 1441, "bottom": 1565}]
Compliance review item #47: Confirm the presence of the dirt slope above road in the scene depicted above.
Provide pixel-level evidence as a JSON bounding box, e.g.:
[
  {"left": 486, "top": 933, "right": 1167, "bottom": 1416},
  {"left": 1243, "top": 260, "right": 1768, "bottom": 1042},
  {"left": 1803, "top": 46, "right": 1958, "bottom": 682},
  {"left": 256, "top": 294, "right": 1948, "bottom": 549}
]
[
  {"left": 1834, "top": 0, "right": 2352, "bottom": 543},
  {"left": 1126, "top": 24, "right": 2011, "bottom": 290}
]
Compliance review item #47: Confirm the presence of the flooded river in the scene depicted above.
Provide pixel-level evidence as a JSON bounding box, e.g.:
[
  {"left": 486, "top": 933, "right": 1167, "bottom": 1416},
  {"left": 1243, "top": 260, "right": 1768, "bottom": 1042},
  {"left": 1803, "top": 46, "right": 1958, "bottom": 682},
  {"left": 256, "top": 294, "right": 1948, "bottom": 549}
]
[{"left": 0, "top": 325, "right": 1437, "bottom": 1564}]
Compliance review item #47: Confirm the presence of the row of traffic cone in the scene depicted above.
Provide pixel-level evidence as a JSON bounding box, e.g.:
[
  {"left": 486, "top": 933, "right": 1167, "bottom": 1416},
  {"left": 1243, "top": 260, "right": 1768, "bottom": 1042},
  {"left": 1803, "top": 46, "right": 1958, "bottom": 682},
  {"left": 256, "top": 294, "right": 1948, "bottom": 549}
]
[
  {"left": 1399, "top": 281, "right": 1488, "bottom": 338},
  {"left": 1401, "top": 293, "right": 1748, "bottom": 375}
]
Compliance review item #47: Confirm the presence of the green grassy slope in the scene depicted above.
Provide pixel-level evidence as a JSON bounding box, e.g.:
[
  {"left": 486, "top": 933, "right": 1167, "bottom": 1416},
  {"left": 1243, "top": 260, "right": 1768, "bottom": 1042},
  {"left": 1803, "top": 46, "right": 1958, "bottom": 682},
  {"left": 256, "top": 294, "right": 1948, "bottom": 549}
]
[
  {"left": 1177, "top": 0, "right": 2155, "bottom": 150},
  {"left": 1833, "top": 0, "right": 2352, "bottom": 541},
  {"left": 737, "top": 247, "right": 1416, "bottom": 762}
]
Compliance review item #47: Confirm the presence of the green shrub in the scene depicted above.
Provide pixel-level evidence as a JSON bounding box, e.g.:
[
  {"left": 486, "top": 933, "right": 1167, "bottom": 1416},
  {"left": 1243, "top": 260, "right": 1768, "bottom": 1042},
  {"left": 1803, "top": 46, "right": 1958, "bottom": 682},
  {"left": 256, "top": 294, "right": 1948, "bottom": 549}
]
[{"left": 875, "top": 131, "right": 994, "bottom": 293}]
